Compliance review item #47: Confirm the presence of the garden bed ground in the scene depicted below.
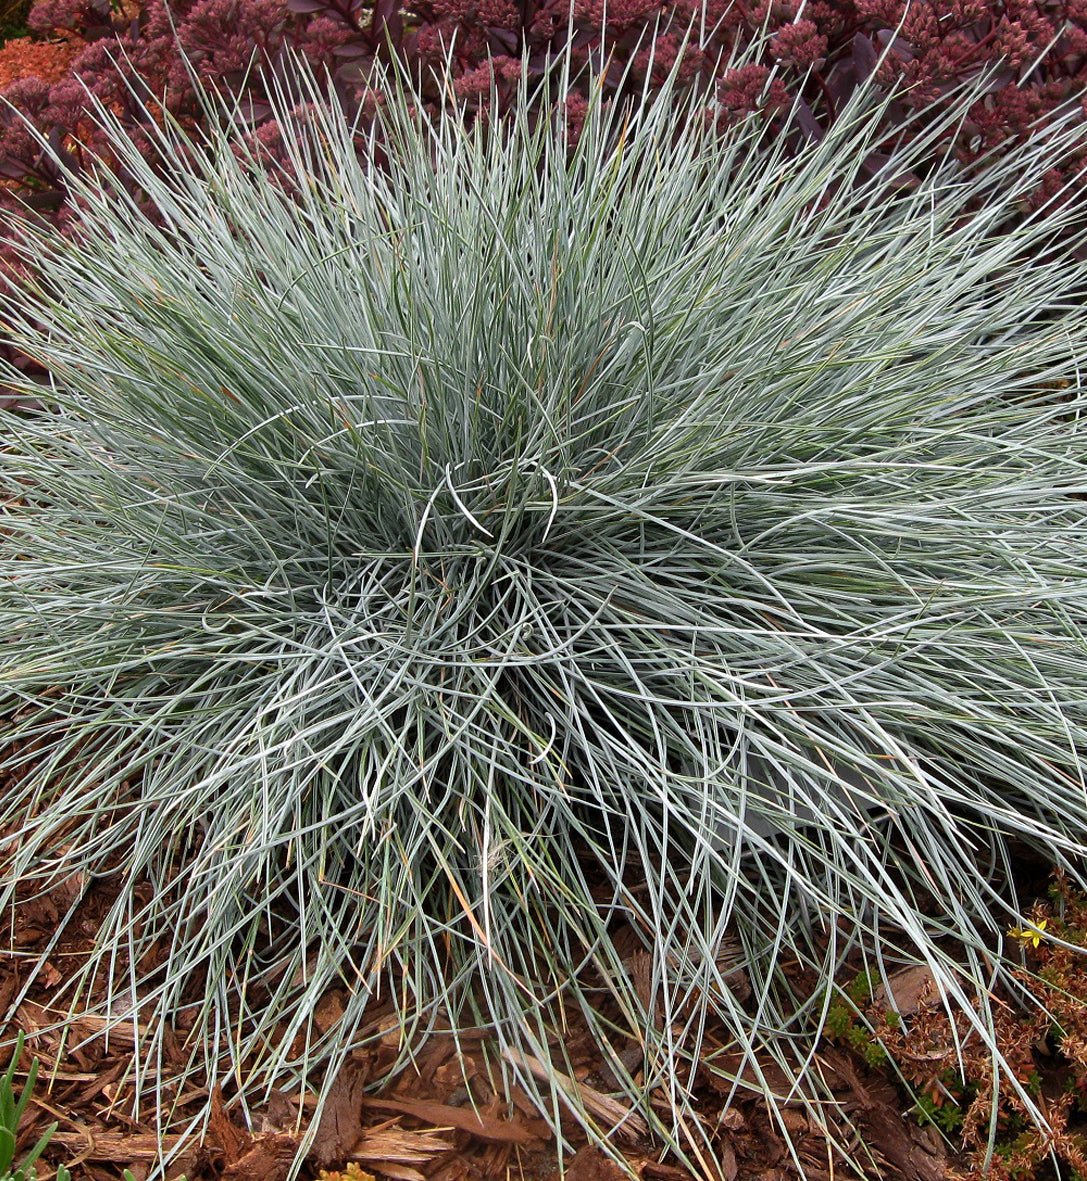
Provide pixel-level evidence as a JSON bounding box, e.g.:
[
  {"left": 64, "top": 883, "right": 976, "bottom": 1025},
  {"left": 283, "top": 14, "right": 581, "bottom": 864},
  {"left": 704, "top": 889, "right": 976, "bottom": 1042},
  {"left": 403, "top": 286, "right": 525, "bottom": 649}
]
[{"left": 5, "top": 846, "right": 1083, "bottom": 1181}]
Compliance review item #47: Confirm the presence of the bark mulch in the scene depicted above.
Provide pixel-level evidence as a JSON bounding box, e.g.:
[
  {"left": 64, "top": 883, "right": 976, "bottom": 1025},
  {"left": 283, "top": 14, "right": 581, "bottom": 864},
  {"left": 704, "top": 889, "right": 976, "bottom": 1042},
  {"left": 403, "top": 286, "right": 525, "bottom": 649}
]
[{"left": 2, "top": 864, "right": 971, "bottom": 1181}]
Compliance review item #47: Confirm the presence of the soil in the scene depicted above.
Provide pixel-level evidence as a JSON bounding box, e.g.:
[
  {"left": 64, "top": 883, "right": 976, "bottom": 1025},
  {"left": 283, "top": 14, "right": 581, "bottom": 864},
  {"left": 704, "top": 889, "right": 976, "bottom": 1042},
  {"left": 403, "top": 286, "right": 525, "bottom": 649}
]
[{"left": 8, "top": 854, "right": 1082, "bottom": 1181}]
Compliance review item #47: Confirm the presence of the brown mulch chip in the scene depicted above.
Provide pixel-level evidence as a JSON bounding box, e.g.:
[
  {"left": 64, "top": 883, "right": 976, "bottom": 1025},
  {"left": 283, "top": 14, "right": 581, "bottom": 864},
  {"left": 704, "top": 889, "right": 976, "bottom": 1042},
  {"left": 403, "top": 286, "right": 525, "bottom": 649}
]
[{"left": 0, "top": 865, "right": 974, "bottom": 1181}]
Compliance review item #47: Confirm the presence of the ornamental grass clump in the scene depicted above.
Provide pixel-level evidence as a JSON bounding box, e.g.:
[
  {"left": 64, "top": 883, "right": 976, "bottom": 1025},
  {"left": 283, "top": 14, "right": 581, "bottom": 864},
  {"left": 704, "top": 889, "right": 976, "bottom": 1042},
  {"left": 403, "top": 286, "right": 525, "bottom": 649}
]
[{"left": 3, "top": 51, "right": 1087, "bottom": 1172}]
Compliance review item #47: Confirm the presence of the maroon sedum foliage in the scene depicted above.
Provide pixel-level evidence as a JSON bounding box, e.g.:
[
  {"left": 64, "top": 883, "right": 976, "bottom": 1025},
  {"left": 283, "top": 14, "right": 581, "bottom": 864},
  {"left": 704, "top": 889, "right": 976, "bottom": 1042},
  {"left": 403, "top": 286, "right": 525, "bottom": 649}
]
[
  {"left": 0, "top": 0, "right": 1083, "bottom": 236},
  {"left": 0, "top": 0, "right": 1084, "bottom": 401}
]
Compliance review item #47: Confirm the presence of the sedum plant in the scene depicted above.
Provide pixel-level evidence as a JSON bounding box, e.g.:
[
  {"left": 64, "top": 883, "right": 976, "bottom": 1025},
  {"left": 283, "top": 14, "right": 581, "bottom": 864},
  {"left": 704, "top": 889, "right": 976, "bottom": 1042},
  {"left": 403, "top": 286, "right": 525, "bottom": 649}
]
[{"left": 3, "top": 46, "right": 1087, "bottom": 1173}]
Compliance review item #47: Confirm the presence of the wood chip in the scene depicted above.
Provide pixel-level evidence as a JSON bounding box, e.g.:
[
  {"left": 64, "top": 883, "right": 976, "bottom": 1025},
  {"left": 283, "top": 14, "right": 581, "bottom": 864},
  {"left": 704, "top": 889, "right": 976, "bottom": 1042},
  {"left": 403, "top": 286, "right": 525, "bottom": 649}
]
[
  {"left": 360, "top": 1096, "right": 539, "bottom": 1145},
  {"left": 310, "top": 1060, "right": 370, "bottom": 1168},
  {"left": 565, "top": 1145, "right": 629, "bottom": 1181},
  {"left": 350, "top": 1121, "right": 453, "bottom": 1166},
  {"left": 502, "top": 1048, "right": 648, "bottom": 1140}
]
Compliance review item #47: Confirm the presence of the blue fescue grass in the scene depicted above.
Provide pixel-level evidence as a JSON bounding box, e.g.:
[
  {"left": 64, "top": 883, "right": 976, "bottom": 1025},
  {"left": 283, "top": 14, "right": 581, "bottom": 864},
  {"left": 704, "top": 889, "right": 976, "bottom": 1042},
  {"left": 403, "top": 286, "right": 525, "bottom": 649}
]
[{"left": 2, "top": 46, "right": 1087, "bottom": 1176}]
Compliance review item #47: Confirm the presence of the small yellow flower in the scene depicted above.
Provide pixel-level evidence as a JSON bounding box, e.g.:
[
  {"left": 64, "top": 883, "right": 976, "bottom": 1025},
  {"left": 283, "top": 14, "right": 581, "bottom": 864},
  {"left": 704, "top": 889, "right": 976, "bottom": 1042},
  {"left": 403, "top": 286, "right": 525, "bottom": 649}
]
[{"left": 1008, "top": 919, "right": 1048, "bottom": 948}]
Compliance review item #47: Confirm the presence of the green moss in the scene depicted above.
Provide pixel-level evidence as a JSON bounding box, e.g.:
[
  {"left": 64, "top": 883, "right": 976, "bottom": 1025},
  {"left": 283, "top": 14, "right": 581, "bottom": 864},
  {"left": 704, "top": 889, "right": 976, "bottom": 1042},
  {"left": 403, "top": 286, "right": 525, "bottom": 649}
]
[
  {"left": 847, "top": 970, "right": 878, "bottom": 1004},
  {"left": 863, "top": 1041, "right": 888, "bottom": 1069},
  {"left": 825, "top": 1003, "right": 854, "bottom": 1039}
]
